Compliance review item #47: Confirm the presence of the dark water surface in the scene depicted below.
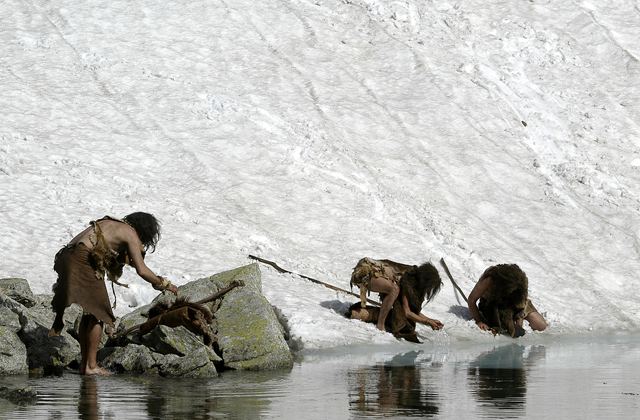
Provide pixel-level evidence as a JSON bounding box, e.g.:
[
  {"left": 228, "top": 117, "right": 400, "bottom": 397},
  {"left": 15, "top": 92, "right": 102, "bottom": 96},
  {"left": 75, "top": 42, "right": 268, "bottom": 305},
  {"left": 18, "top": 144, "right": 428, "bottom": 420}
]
[{"left": 1, "top": 334, "right": 639, "bottom": 419}]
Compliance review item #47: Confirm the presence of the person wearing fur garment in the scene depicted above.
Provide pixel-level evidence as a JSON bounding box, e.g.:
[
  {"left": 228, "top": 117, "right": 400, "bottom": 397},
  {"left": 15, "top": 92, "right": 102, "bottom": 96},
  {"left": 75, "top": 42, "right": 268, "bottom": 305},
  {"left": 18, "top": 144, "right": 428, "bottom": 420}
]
[
  {"left": 468, "top": 264, "right": 546, "bottom": 337},
  {"left": 349, "top": 258, "right": 443, "bottom": 339},
  {"left": 49, "top": 212, "right": 178, "bottom": 375}
]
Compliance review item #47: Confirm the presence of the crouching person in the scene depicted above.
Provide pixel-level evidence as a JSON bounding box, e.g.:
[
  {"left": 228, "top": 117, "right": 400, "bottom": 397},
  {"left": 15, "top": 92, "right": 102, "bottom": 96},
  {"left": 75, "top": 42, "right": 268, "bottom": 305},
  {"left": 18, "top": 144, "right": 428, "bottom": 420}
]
[
  {"left": 468, "top": 264, "right": 546, "bottom": 338},
  {"left": 348, "top": 258, "right": 443, "bottom": 342}
]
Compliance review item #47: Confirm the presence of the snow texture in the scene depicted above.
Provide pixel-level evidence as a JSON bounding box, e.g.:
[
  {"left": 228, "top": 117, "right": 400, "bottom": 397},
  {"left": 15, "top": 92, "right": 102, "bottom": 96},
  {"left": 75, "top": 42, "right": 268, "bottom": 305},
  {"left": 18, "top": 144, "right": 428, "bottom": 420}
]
[{"left": 1, "top": 0, "right": 639, "bottom": 350}]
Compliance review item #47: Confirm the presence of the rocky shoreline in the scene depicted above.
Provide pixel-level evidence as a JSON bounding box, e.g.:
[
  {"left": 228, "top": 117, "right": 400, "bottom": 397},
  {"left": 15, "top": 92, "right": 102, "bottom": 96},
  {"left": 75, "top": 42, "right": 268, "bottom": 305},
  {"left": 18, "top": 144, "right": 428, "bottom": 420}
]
[{"left": 0, "top": 263, "right": 293, "bottom": 402}]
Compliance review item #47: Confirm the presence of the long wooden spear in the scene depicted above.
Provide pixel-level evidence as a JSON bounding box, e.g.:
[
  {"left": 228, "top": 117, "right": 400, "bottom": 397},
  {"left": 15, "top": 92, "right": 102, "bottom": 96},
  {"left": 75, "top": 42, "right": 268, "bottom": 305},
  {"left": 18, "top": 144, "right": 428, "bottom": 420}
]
[
  {"left": 439, "top": 258, "right": 468, "bottom": 303},
  {"left": 110, "top": 280, "right": 245, "bottom": 339},
  {"left": 248, "top": 255, "right": 382, "bottom": 306}
]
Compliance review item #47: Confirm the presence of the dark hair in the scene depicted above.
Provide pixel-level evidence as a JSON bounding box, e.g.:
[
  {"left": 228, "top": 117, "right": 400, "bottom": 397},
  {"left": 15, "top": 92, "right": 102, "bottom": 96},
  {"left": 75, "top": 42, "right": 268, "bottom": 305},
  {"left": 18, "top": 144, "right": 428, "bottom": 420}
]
[
  {"left": 400, "top": 263, "right": 443, "bottom": 314},
  {"left": 123, "top": 212, "right": 161, "bottom": 253},
  {"left": 483, "top": 264, "right": 528, "bottom": 305}
]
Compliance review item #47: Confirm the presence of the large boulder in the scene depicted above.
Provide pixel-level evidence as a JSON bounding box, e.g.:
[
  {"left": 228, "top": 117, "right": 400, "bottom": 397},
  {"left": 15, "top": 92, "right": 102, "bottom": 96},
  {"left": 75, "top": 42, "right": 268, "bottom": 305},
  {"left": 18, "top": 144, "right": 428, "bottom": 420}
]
[
  {"left": 111, "top": 263, "right": 292, "bottom": 372},
  {"left": 212, "top": 264, "right": 293, "bottom": 370}
]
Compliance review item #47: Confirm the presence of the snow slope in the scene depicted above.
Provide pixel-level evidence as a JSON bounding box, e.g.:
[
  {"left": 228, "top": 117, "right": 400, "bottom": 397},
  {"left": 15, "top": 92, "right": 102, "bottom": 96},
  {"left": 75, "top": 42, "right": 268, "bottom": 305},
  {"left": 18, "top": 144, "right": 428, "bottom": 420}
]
[{"left": 1, "top": 0, "right": 639, "bottom": 350}]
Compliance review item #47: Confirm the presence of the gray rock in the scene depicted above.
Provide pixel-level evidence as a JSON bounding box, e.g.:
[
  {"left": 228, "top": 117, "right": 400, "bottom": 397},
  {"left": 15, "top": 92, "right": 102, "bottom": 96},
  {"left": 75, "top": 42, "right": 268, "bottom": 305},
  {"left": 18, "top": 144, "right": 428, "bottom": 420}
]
[
  {"left": 98, "top": 344, "right": 157, "bottom": 374},
  {"left": 0, "top": 279, "right": 36, "bottom": 308},
  {"left": 101, "top": 263, "right": 290, "bottom": 373},
  {"left": 214, "top": 264, "right": 293, "bottom": 371},
  {"left": 157, "top": 346, "right": 218, "bottom": 378},
  {"left": 3, "top": 294, "right": 81, "bottom": 374},
  {"left": 0, "top": 327, "right": 28, "bottom": 375},
  {"left": 0, "top": 307, "right": 20, "bottom": 332},
  {"left": 140, "top": 325, "right": 221, "bottom": 362},
  {"left": 109, "top": 304, "right": 150, "bottom": 346},
  {"left": 0, "top": 293, "right": 23, "bottom": 313}
]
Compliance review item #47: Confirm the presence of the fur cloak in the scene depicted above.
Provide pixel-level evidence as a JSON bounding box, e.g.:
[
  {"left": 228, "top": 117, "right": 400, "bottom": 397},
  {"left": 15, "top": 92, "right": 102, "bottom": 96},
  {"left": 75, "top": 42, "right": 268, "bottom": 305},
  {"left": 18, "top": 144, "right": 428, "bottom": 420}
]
[
  {"left": 348, "top": 261, "right": 442, "bottom": 343},
  {"left": 141, "top": 297, "right": 217, "bottom": 347},
  {"left": 479, "top": 264, "right": 529, "bottom": 338}
]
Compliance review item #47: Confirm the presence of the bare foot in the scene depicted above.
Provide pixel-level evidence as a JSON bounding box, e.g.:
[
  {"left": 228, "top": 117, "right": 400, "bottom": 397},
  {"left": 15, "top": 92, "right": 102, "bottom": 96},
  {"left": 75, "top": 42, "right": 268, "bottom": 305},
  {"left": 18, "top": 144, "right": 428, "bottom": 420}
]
[{"left": 84, "top": 366, "right": 111, "bottom": 376}]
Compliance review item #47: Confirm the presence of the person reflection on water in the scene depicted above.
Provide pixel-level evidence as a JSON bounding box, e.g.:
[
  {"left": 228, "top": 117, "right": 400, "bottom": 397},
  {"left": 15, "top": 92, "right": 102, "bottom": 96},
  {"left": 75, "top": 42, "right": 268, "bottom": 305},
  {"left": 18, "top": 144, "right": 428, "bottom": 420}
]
[
  {"left": 48, "top": 212, "right": 178, "bottom": 375},
  {"left": 349, "top": 351, "right": 439, "bottom": 417},
  {"left": 468, "top": 344, "right": 546, "bottom": 413}
]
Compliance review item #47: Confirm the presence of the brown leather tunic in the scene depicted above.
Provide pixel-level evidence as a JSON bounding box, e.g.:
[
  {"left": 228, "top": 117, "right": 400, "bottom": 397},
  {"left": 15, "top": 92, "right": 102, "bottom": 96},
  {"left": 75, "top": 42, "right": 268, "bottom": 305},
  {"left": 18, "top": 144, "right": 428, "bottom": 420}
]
[{"left": 49, "top": 217, "right": 130, "bottom": 336}]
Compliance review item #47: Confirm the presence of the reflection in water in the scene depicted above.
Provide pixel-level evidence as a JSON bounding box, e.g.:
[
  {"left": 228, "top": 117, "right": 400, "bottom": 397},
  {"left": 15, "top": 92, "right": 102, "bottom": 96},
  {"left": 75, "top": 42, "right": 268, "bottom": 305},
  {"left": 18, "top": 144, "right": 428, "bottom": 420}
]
[
  {"left": 467, "top": 344, "right": 546, "bottom": 417},
  {"left": 349, "top": 351, "right": 439, "bottom": 418},
  {"left": 78, "top": 377, "right": 99, "bottom": 420},
  {"left": 4, "top": 337, "right": 640, "bottom": 420}
]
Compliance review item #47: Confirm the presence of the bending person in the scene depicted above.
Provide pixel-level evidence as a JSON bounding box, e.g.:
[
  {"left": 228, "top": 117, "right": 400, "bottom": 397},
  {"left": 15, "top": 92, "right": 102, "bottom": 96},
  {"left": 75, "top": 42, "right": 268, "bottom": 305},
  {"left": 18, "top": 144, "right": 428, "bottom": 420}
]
[
  {"left": 349, "top": 258, "right": 443, "bottom": 339},
  {"left": 49, "top": 212, "right": 178, "bottom": 375},
  {"left": 468, "top": 264, "right": 546, "bottom": 337}
]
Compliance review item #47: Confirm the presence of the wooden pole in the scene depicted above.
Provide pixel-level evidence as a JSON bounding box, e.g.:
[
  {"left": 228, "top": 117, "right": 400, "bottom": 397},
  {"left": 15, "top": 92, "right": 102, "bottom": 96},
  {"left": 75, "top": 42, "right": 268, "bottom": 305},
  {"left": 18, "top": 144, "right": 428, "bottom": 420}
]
[
  {"left": 440, "top": 258, "right": 468, "bottom": 303},
  {"left": 248, "top": 255, "right": 382, "bottom": 306}
]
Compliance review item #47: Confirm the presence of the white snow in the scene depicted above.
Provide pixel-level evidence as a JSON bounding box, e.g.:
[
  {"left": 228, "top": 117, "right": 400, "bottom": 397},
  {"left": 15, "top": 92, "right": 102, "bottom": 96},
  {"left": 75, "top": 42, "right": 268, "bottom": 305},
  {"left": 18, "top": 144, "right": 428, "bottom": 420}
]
[{"left": 1, "top": 0, "right": 639, "bottom": 351}]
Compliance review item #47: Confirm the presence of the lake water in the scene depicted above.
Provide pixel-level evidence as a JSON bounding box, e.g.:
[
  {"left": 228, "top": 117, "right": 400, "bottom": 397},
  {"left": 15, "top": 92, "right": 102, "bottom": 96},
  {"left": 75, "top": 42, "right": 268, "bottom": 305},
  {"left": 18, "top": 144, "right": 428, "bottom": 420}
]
[{"left": 1, "top": 334, "right": 639, "bottom": 419}]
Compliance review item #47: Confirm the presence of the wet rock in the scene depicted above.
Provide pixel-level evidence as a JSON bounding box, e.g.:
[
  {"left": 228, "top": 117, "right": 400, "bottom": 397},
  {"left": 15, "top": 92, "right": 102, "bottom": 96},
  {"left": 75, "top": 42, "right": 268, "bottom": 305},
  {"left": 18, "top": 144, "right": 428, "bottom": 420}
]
[
  {"left": 0, "top": 279, "right": 36, "bottom": 308},
  {"left": 157, "top": 347, "right": 218, "bottom": 378},
  {"left": 140, "top": 325, "right": 220, "bottom": 361},
  {"left": 0, "top": 385, "right": 37, "bottom": 404},
  {"left": 98, "top": 344, "right": 157, "bottom": 374},
  {"left": 0, "top": 327, "right": 28, "bottom": 375}
]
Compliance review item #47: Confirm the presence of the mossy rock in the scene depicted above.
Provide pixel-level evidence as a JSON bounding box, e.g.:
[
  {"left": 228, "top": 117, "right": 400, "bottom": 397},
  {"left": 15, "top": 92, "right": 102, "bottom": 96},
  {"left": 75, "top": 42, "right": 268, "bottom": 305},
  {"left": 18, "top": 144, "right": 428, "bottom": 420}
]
[{"left": 214, "top": 264, "right": 293, "bottom": 370}]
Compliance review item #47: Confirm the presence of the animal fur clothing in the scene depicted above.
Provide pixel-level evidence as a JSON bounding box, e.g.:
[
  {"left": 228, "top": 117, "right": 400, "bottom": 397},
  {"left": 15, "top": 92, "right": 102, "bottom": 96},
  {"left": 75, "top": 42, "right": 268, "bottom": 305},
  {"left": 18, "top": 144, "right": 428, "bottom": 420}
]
[
  {"left": 478, "top": 264, "right": 535, "bottom": 338},
  {"left": 49, "top": 216, "right": 133, "bottom": 336},
  {"left": 350, "top": 258, "right": 415, "bottom": 308},
  {"left": 141, "top": 298, "right": 217, "bottom": 347},
  {"left": 49, "top": 243, "right": 116, "bottom": 336},
  {"left": 348, "top": 261, "right": 443, "bottom": 343}
]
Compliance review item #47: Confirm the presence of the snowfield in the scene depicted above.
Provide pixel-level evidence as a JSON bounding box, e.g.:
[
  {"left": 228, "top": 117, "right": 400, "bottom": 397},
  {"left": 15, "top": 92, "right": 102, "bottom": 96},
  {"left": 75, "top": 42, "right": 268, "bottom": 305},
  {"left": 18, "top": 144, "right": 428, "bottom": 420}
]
[{"left": 1, "top": 0, "right": 639, "bottom": 350}]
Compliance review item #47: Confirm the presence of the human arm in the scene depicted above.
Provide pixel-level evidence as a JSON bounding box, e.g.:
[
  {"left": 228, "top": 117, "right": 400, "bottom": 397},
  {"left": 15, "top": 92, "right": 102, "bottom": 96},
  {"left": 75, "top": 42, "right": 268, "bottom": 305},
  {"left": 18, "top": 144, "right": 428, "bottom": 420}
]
[
  {"left": 467, "top": 275, "right": 491, "bottom": 331},
  {"left": 400, "top": 293, "right": 443, "bottom": 330},
  {"left": 125, "top": 231, "right": 178, "bottom": 296}
]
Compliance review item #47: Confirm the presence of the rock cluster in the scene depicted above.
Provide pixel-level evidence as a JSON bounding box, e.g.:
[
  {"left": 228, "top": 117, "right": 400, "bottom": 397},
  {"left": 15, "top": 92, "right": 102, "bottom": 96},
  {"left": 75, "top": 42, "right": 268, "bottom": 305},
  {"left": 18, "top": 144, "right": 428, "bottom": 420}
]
[{"left": 1, "top": 263, "right": 292, "bottom": 382}]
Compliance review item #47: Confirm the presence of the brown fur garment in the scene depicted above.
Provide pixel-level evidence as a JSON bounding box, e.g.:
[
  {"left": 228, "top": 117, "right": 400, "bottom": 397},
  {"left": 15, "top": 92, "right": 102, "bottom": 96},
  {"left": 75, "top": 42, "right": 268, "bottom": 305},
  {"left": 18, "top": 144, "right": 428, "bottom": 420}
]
[
  {"left": 142, "top": 297, "right": 216, "bottom": 346},
  {"left": 147, "top": 297, "right": 213, "bottom": 323},
  {"left": 480, "top": 264, "right": 529, "bottom": 338},
  {"left": 347, "top": 261, "right": 442, "bottom": 344}
]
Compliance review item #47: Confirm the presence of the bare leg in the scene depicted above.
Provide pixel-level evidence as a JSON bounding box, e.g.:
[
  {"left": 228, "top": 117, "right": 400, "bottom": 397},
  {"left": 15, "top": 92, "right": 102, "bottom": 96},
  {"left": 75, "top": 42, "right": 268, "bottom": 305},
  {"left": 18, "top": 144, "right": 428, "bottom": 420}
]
[
  {"left": 79, "top": 315, "right": 109, "bottom": 376},
  {"left": 525, "top": 311, "right": 547, "bottom": 331},
  {"left": 368, "top": 277, "right": 399, "bottom": 331}
]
